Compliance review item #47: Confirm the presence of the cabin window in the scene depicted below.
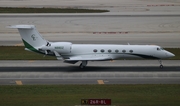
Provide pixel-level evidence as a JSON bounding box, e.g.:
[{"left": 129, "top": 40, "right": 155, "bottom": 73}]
[
  {"left": 122, "top": 50, "right": 126, "bottom": 53},
  {"left": 115, "top": 49, "right": 119, "bottom": 53},
  {"left": 129, "top": 50, "right": 133, "bottom": 53},
  {"left": 108, "top": 49, "right": 112, "bottom": 53},
  {"left": 93, "top": 49, "right": 97, "bottom": 52},
  {"left": 101, "top": 49, "right": 105, "bottom": 53}
]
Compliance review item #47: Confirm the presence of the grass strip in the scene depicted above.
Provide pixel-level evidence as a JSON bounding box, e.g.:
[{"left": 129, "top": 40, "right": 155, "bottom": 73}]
[
  {"left": 0, "top": 7, "right": 109, "bottom": 13},
  {"left": 0, "top": 46, "right": 56, "bottom": 60},
  {"left": 0, "top": 46, "right": 179, "bottom": 60},
  {"left": 0, "top": 85, "right": 180, "bottom": 106}
]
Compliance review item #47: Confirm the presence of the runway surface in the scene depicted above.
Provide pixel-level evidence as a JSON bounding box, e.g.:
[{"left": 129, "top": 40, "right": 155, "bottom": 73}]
[
  {"left": 0, "top": 60, "right": 180, "bottom": 85},
  {"left": 0, "top": 0, "right": 180, "bottom": 85},
  {"left": 2, "top": 14, "right": 180, "bottom": 33},
  {"left": 1, "top": 1, "right": 180, "bottom": 47},
  {"left": 0, "top": 14, "right": 180, "bottom": 47},
  {"left": 1, "top": 0, "right": 180, "bottom": 13}
]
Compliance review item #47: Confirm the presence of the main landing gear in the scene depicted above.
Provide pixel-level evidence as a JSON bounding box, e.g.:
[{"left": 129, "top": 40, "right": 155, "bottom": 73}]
[
  {"left": 158, "top": 60, "right": 163, "bottom": 68},
  {"left": 79, "top": 61, "right": 88, "bottom": 68}
]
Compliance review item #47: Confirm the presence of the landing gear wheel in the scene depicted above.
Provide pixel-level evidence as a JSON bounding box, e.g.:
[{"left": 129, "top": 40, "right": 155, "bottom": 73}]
[
  {"left": 79, "top": 63, "right": 84, "bottom": 69},
  {"left": 79, "top": 61, "right": 88, "bottom": 69},
  {"left": 158, "top": 60, "right": 163, "bottom": 68},
  {"left": 160, "top": 65, "right": 163, "bottom": 68}
]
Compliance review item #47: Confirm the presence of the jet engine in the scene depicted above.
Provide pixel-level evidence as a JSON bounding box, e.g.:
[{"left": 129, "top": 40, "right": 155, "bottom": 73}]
[{"left": 39, "top": 42, "right": 72, "bottom": 55}]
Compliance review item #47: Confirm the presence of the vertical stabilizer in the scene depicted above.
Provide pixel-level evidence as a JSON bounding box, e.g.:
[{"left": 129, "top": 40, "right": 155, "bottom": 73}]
[{"left": 8, "top": 25, "right": 47, "bottom": 52}]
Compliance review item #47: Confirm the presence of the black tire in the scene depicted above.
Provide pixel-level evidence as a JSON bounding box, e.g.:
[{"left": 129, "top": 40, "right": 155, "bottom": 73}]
[
  {"left": 79, "top": 63, "right": 84, "bottom": 69},
  {"left": 160, "top": 65, "right": 163, "bottom": 68}
]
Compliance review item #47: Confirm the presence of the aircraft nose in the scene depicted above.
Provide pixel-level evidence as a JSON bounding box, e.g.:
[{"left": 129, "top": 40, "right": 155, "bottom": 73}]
[{"left": 166, "top": 51, "right": 175, "bottom": 58}]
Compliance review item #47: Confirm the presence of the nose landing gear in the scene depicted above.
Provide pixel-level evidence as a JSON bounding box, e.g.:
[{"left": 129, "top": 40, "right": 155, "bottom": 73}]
[{"left": 158, "top": 60, "right": 163, "bottom": 68}]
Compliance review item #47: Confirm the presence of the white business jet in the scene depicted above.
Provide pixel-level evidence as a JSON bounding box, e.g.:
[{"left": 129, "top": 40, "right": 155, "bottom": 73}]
[{"left": 9, "top": 25, "right": 175, "bottom": 68}]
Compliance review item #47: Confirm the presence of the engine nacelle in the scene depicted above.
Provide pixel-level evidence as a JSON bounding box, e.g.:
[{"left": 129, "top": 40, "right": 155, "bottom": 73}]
[
  {"left": 52, "top": 42, "right": 72, "bottom": 54},
  {"left": 39, "top": 42, "right": 72, "bottom": 54}
]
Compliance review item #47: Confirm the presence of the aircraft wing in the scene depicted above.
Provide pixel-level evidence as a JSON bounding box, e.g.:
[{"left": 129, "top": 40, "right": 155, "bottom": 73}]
[
  {"left": 54, "top": 51, "right": 112, "bottom": 61},
  {"left": 65, "top": 55, "right": 112, "bottom": 61}
]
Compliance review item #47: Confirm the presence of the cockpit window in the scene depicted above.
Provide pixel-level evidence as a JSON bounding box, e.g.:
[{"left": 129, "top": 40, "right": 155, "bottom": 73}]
[
  {"left": 160, "top": 48, "right": 164, "bottom": 50},
  {"left": 157, "top": 47, "right": 164, "bottom": 51}
]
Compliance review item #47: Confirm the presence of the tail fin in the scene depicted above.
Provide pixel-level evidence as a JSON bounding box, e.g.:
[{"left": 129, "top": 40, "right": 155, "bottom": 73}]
[{"left": 8, "top": 25, "right": 47, "bottom": 52}]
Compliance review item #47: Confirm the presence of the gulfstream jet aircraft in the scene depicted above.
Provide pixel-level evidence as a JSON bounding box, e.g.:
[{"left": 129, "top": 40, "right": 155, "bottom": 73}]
[{"left": 9, "top": 25, "right": 175, "bottom": 68}]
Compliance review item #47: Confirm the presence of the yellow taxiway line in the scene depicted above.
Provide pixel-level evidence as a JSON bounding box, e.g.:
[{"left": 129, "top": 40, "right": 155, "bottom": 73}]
[
  {"left": 15, "top": 80, "right": 23, "bottom": 85},
  {"left": 97, "top": 80, "right": 104, "bottom": 84}
]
